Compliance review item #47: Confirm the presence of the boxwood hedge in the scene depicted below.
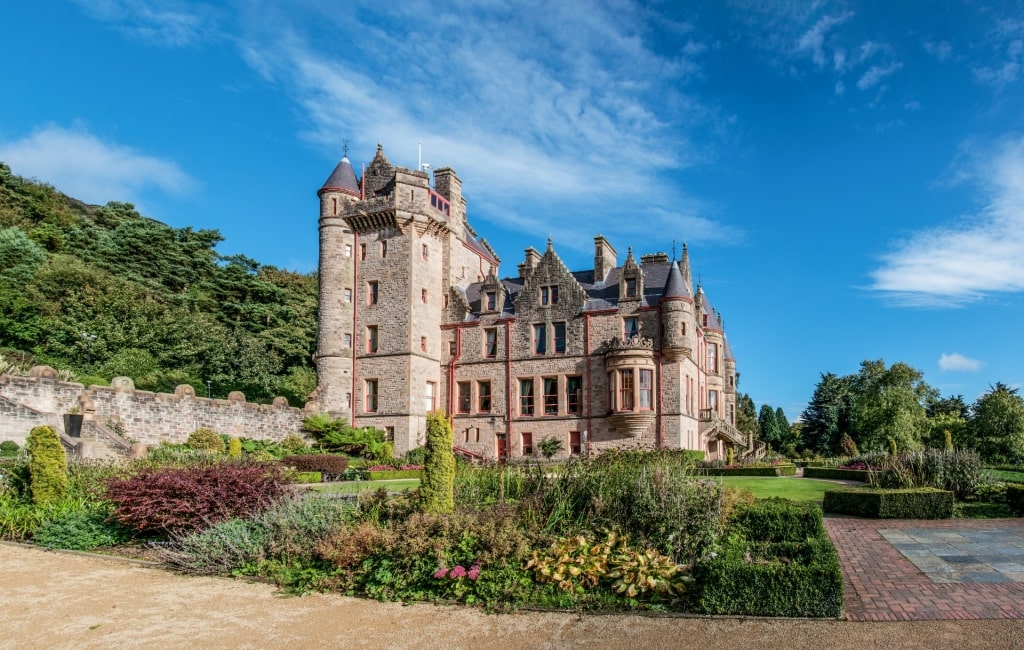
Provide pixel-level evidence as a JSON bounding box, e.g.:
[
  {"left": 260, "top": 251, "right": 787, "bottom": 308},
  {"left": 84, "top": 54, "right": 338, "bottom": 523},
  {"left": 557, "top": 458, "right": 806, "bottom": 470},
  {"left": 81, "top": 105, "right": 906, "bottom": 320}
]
[
  {"left": 803, "top": 467, "right": 870, "bottom": 482},
  {"left": 823, "top": 487, "right": 953, "bottom": 519}
]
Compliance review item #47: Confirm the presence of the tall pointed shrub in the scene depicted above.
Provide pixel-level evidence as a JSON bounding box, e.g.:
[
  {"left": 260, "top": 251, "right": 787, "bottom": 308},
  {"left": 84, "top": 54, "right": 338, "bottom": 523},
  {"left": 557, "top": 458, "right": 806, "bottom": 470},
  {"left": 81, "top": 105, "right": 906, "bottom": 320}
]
[
  {"left": 26, "top": 425, "right": 68, "bottom": 505},
  {"left": 421, "top": 411, "right": 455, "bottom": 514}
]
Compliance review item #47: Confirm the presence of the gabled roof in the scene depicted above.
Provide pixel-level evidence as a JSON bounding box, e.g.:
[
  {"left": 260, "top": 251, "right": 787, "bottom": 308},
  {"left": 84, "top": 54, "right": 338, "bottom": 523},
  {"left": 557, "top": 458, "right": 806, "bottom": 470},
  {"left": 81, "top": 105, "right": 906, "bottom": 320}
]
[{"left": 319, "top": 156, "right": 361, "bottom": 197}]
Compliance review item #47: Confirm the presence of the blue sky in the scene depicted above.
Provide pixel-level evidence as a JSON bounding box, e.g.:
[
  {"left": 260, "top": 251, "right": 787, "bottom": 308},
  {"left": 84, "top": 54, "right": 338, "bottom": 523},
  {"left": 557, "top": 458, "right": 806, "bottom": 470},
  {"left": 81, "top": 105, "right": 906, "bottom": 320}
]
[{"left": 2, "top": 1, "right": 1023, "bottom": 421}]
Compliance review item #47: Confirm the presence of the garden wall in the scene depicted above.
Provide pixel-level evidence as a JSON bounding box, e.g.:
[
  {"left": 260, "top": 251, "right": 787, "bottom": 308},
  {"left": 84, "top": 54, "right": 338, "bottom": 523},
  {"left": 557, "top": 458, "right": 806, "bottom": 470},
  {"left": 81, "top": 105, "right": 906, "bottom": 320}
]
[{"left": 0, "top": 368, "right": 314, "bottom": 447}]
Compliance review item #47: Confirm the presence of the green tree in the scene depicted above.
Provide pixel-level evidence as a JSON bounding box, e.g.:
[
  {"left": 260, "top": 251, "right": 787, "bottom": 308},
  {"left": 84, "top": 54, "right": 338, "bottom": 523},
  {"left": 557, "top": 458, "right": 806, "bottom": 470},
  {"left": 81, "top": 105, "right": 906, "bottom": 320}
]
[
  {"left": 801, "top": 372, "right": 853, "bottom": 455},
  {"left": 26, "top": 425, "right": 68, "bottom": 505},
  {"left": 848, "top": 359, "right": 936, "bottom": 452},
  {"left": 735, "top": 393, "right": 759, "bottom": 438},
  {"left": 758, "top": 404, "right": 783, "bottom": 450},
  {"left": 970, "top": 383, "right": 1024, "bottom": 462},
  {"left": 420, "top": 411, "right": 455, "bottom": 514}
]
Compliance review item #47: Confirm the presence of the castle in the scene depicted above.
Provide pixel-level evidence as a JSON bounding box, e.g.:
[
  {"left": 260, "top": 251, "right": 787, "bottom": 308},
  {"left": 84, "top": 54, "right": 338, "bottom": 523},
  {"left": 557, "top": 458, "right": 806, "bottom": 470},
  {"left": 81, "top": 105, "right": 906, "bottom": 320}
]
[{"left": 312, "top": 145, "right": 760, "bottom": 461}]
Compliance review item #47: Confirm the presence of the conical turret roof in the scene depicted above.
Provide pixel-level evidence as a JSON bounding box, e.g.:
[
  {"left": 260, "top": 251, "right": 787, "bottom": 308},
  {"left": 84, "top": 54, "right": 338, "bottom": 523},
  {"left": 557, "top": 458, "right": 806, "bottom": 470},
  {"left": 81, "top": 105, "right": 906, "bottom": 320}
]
[
  {"left": 661, "top": 260, "right": 690, "bottom": 299},
  {"left": 319, "top": 156, "right": 361, "bottom": 197}
]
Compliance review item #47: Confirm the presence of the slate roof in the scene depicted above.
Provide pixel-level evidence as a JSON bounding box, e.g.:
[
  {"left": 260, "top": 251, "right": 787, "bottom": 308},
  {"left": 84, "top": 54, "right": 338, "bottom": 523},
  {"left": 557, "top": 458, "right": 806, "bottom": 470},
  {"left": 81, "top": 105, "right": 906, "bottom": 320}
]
[
  {"left": 319, "top": 157, "right": 361, "bottom": 197},
  {"left": 661, "top": 261, "right": 689, "bottom": 299}
]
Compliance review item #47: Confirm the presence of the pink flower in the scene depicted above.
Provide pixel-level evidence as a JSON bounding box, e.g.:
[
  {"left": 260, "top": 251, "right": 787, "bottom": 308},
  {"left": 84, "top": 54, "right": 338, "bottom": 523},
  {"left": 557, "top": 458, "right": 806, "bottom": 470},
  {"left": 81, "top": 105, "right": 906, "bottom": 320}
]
[
  {"left": 433, "top": 567, "right": 448, "bottom": 579},
  {"left": 449, "top": 565, "right": 467, "bottom": 579},
  {"left": 467, "top": 564, "right": 481, "bottom": 580}
]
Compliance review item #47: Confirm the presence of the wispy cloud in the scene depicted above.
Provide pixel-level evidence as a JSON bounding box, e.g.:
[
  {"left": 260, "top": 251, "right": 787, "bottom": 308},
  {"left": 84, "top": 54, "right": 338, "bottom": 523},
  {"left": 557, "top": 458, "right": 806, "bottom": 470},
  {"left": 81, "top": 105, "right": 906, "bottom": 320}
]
[
  {"left": 229, "top": 1, "right": 736, "bottom": 252},
  {"left": 71, "top": 0, "right": 221, "bottom": 47},
  {"left": 0, "top": 124, "right": 193, "bottom": 205},
  {"left": 795, "top": 11, "right": 854, "bottom": 67},
  {"left": 869, "top": 135, "right": 1024, "bottom": 306},
  {"left": 938, "top": 353, "right": 982, "bottom": 372},
  {"left": 923, "top": 40, "right": 953, "bottom": 62},
  {"left": 857, "top": 62, "right": 902, "bottom": 90},
  {"left": 972, "top": 18, "right": 1023, "bottom": 87}
]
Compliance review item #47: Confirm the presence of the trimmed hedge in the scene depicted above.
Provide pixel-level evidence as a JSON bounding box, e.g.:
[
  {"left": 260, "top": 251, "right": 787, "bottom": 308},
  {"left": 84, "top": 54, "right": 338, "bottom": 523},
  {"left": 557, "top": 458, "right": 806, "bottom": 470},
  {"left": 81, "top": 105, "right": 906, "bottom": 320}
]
[
  {"left": 292, "top": 471, "right": 323, "bottom": 484},
  {"left": 823, "top": 487, "right": 953, "bottom": 519},
  {"left": 696, "top": 536, "right": 844, "bottom": 618},
  {"left": 729, "top": 499, "right": 825, "bottom": 542},
  {"left": 700, "top": 464, "right": 797, "bottom": 477},
  {"left": 804, "top": 467, "right": 870, "bottom": 482},
  {"left": 367, "top": 469, "right": 423, "bottom": 481},
  {"left": 281, "top": 455, "right": 349, "bottom": 478},
  {"left": 696, "top": 500, "right": 842, "bottom": 617},
  {"left": 1006, "top": 484, "right": 1024, "bottom": 515}
]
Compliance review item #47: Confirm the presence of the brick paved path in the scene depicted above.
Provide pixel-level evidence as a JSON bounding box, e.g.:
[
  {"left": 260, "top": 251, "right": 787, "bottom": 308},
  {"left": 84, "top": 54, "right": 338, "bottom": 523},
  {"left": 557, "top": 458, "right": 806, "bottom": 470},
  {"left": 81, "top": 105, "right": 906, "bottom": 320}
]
[{"left": 824, "top": 517, "right": 1024, "bottom": 621}]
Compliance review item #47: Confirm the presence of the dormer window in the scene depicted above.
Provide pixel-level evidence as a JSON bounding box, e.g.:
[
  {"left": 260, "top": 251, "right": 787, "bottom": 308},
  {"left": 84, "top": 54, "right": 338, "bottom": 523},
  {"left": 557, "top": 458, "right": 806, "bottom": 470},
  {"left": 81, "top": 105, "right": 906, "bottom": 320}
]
[
  {"left": 703, "top": 314, "right": 708, "bottom": 327},
  {"left": 539, "top": 285, "right": 559, "bottom": 305},
  {"left": 485, "top": 291, "right": 497, "bottom": 311}
]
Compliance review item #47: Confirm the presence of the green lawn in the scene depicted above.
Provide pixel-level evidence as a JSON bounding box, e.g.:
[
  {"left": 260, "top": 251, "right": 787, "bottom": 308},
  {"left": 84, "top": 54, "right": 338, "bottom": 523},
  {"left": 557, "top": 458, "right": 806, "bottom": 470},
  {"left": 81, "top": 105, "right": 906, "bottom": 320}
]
[
  {"left": 720, "top": 477, "right": 847, "bottom": 503},
  {"left": 984, "top": 469, "right": 1024, "bottom": 483},
  {"left": 309, "top": 479, "right": 420, "bottom": 495}
]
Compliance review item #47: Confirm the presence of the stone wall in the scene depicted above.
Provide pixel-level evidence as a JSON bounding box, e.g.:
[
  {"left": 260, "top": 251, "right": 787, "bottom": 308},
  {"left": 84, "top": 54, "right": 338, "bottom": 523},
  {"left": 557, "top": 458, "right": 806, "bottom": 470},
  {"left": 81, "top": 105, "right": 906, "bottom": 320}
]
[{"left": 0, "top": 370, "right": 312, "bottom": 447}]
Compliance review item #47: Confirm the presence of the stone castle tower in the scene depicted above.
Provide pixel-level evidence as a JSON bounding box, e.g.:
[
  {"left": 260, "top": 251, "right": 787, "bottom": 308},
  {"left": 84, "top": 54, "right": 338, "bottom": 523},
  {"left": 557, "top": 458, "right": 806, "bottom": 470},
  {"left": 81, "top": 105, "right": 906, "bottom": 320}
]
[{"left": 314, "top": 146, "right": 755, "bottom": 461}]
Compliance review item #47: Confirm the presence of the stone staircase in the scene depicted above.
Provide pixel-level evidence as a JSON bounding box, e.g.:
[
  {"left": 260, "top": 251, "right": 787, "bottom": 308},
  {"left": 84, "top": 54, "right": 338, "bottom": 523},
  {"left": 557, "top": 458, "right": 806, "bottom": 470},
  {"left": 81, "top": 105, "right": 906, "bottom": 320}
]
[{"left": 699, "top": 409, "right": 766, "bottom": 462}]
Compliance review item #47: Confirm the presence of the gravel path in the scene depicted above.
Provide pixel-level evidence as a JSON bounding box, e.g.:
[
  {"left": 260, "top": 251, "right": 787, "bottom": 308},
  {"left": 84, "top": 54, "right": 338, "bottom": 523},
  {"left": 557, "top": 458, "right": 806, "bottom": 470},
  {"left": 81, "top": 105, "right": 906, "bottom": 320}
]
[{"left": 2, "top": 543, "right": 1023, "bottom": 649}]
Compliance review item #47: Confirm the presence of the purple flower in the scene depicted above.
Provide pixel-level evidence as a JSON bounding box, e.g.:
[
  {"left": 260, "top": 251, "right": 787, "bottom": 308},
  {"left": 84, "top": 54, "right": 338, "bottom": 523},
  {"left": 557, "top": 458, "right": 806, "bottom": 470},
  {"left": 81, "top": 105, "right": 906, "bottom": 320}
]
[
  {"left": 449, "top": 565, "right": 467, "bottom": 579},
  {"left": 433, "top": 567, "right": 448, "bottom": 579}
]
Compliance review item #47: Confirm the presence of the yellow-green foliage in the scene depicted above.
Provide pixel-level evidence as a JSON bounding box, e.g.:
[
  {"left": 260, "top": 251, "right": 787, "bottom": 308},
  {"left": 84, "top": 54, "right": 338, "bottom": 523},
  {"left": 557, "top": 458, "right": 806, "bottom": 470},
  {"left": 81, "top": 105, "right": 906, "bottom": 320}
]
[
  {"left": 281, "top": 433, "right": 307, "bottom": 453},
  {"left": 228, "top": 437, "right": 242, "bottom": 457},
  {"left": 187, "top": 428, "right": 225, "bottom": 453},
  {"left": 727, "top": 447, "right": 735, "bottom": 466},
  {"left": 26, "top": 425, "right": 68, "bottom": 505},
  {"left": 420, "top": 411, "right": 455, "bottom": 514}
]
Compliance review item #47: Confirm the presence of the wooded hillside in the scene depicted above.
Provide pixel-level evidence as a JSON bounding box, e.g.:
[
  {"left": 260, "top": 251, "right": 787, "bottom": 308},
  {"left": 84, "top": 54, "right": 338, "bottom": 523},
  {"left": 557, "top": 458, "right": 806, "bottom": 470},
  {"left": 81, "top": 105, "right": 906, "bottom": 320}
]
[{"left": 0, "top": 162, "right": 317, "bottom": 405}]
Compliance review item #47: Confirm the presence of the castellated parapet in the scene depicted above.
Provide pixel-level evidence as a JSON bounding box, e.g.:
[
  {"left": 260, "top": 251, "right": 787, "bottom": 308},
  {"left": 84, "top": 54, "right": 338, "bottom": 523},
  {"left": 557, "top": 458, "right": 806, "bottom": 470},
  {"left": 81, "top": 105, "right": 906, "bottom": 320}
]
[{"left": 313, "top": 145, "right": 753, "bottom": 462}]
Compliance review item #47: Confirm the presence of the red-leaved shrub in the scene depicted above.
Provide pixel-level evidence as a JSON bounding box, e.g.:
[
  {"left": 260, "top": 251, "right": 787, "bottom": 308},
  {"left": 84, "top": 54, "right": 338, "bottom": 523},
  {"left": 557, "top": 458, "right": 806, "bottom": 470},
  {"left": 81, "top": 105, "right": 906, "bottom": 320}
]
[
  {"left": 104, "top": 463, "right": 286, "bottom": 534},
  {"left": 281, "top": 454, "right": 349, "bottom": 477}
]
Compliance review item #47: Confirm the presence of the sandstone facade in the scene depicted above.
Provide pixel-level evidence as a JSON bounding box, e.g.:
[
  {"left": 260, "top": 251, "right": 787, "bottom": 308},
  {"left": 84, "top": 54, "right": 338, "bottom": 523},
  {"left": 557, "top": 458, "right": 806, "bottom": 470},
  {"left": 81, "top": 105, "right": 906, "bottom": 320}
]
[{"left": 314, "top": 146, "right": 756, "bottom": 461}]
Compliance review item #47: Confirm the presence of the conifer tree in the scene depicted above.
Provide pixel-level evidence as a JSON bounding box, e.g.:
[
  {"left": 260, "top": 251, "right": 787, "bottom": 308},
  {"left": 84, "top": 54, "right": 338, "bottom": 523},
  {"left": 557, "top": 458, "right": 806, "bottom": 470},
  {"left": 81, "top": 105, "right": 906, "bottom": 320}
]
[
  {"left": 26, "top": 425, "right": 68, "bottom": 505},
  {"left": 420, "top": 411, "right": 455, "bottom": 514}
]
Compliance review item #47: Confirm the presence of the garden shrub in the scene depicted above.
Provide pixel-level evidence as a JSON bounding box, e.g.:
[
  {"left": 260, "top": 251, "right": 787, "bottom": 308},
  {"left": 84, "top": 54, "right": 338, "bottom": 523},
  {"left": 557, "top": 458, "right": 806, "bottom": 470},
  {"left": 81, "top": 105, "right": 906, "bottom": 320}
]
[
  {"left": 0, "top": 440, "right": 19, "bottom": 457},
  {"left": 871, "top": 449, "right": 983, "bottom": 500},
  {"left": 228, "top": 437, "right": 242, "bottom": 458},
  {"left": 403, "top": 446, "right": 428, "bottom": 467},
  {"left": 695, "top": 535, "right": 843, "bottom": 617},
  {"left": 421, "top": 411, "right": 455, "bottom": 514},
  {"left": 823, "top": 487, "right": 954, "bottom": 519},
  {"left": 1006, "top": 484, "right": 1024, "bottom": 515},
  {"left": 281, "top": 454, "right": 349, "bottom": 478},
  {"left": 161, "top": 494, "right": 352, "bottom": 576},
  {"left": 32, "top": 507, "right": 133, "bottom": 550},
  {"left": 803, "top": 467, "right": 870, "bottom": 482},
  {"left": 281, "top": 433, "right": 308, "bottom": 454},
  {"left": 728, "top": 498, "right": 824, "bottom": 542},
  {"left": 104, "top": 462, "right": 287, "bottom": 534},
  {"left": 186, "top": 428, "right": 225, "bottom": 454},
  {"left": 26, "top": 425, "right": 68, "bottom": 505},
  {"left": 292, "top": 471, "right": 322, "bottom": 484}
]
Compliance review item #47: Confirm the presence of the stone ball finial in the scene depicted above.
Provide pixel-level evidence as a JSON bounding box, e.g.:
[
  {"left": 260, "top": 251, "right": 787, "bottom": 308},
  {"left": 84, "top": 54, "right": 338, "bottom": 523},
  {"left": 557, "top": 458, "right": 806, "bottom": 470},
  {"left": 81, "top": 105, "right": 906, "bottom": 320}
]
[
  {"left": 29, "top": 365, "right": 59, "bottom": 379},
  {"left": 174, "top": 384, "right": 196, "bottom": 397},
  {"left": 227, "top": 391, "right": 246, "bottom": 403},
  {"left": 272, "top": 396, "right": 290, "bottom": 408},
  {"left": 110, "top": 377, "right": 136, "bottom": 392}
]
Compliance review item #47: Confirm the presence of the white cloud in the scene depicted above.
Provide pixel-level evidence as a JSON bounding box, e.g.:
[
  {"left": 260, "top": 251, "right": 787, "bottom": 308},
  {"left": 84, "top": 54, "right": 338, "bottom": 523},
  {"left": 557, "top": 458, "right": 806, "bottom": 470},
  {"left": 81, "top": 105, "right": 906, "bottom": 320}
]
[
  {"left": 0, "top": 124, "right": 193, "bottom": 205},
  {"left": 71, "top": 0, "right": 221, "bottom": 47},
  {"left": 857, "top": 62, "right": 902, "bottom": 90},
  {"left": 229, "top": 1, "right": 736, "bottom": 249},
  {"left": 923, "top": 40, "right": 952, "bottom": 62},
  {"left": 938, "top": 353, "right": 982, "bottom": 372},
  {"left": 795, "top": 12, "right": 854, "bottom": 67},
  {"left": 870, "top": 135, "right": 1024, "bottom": 306},
  {"left": 834, "top": 80, "right": 845, "bottom": 96},
  {"left": 973, "top": 18, "right": 1024, "bottom": 87}
]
